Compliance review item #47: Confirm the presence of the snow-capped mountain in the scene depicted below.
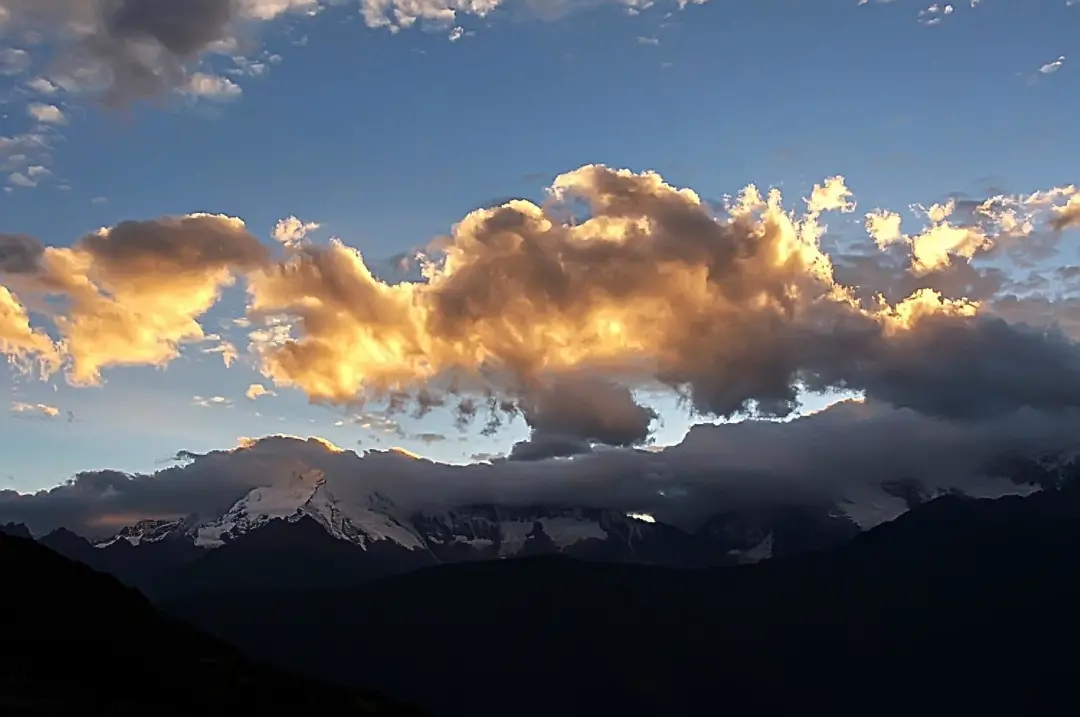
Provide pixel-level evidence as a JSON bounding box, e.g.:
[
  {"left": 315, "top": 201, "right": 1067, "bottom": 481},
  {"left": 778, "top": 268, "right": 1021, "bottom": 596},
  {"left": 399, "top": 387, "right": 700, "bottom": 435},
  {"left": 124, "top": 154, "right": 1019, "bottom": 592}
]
[
  {"left": 96, "top": 518, "right": 187, "bottom": 548},
  {"left": 90, "top": 475, "right": 857, "bottom": 571},
  {"left": 71, "top": 451, "right": 1075, "bottom": 598}
]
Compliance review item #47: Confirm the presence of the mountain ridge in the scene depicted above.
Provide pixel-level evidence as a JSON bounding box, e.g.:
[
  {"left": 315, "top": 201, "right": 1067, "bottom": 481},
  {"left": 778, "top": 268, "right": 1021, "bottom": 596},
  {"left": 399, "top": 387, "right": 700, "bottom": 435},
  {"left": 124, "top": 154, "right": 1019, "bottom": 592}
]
[
  {"left": 0, "top": 530, "right": 420, "bottom": 715},
  {"left": 164, "top": 484, "right": 1080, "bottom": 715}
]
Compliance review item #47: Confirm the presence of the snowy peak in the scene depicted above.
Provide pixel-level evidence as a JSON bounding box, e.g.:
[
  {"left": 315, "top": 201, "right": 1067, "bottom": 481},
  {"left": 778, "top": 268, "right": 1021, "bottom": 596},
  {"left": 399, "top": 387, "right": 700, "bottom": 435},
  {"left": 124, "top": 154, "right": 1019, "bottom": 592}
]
[
  {"left": 414, "top": 505, "right": 633, "bottom": 559},
  {"left": 96, "top": 518, "right": 186, "bottom": 548},
  {"left": 195, "top": 470, "right": 324, "bottom": 548},
  {"left": 300, "top": 484, "right": 426, "bottom": 551}
]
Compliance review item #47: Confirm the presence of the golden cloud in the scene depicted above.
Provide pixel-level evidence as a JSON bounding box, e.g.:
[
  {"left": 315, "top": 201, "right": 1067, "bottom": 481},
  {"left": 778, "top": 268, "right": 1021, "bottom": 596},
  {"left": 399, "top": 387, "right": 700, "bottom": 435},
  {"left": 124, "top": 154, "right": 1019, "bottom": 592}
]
[{"left": 2, "top": 165, "right": 1078, "bottom": 440}]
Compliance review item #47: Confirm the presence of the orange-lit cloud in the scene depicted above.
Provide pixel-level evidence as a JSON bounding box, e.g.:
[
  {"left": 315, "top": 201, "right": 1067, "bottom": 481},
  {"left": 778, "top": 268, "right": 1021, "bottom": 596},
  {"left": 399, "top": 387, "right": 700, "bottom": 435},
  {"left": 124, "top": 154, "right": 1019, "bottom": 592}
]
[
  {"left": 0, "top": 284, "right": 60, "bottom": 375},
  {"left": 2, "top": 165, "right": 1079, "bottom": 443},
  {"left": 242, "top": 166, "right": 1016, "bottom": 428},
  {"left": 2, "top": 214, "right": 267, "bottom": 385}
]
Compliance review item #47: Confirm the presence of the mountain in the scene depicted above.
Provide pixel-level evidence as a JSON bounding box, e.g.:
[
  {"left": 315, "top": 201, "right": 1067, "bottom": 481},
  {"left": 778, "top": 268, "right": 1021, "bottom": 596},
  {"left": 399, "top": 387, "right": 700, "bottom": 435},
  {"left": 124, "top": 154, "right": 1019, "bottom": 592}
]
[
  {"left": 165, "top": 484, "right": 1080, "bottom": 716},
  {"left": 44, "top": 477, "right": 858, "bottom": 597},
  {"left": 0, "top": 521, "right": 31, "bottom": 539},
  {"left": 35, "top": 452, "right": 1070, "bottom": 599},
  {"left": 0, "top": 531, "right": 420, "bottom": 716}
]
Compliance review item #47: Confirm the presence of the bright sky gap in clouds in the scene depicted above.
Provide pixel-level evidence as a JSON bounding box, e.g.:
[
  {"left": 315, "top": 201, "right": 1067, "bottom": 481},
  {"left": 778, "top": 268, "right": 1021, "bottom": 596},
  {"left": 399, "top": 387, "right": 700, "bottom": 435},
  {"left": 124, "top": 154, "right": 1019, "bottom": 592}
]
[{"left": 0, "top": 0, "right": 1079, "bottom": 529}]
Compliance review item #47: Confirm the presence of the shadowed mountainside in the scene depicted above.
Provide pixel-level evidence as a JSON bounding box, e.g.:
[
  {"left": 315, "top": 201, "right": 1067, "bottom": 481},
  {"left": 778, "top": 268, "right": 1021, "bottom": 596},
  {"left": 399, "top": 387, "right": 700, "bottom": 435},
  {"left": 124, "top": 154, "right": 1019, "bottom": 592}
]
[
  {"left": 0, "top": 531, "right": 422, "bottom": 716},
  {"left": 166, "top": 486, "right": 1080, "bottom": 715}
]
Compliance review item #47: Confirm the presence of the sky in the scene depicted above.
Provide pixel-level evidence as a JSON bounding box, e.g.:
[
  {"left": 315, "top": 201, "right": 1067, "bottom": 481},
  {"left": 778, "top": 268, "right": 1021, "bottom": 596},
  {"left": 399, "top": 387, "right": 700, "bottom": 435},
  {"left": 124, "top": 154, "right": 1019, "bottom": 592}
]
[{"left": 1, "top": 0, "right": 1079, "bottom": 525}]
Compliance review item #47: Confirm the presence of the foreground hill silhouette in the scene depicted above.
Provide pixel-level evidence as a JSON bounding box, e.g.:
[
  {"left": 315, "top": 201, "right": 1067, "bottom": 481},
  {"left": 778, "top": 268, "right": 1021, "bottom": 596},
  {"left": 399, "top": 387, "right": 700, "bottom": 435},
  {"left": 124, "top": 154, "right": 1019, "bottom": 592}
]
[
  {"left": 167, "top": 487, "right": 1080, "bottom": 715},
  {"left": 0, "top": 532, "right": 421, "bottom": 716}
]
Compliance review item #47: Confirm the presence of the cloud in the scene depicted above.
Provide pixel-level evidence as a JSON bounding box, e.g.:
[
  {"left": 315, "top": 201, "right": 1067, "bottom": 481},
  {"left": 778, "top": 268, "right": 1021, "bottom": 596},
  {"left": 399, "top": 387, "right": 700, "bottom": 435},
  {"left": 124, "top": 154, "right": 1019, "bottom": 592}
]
[
  {"left": 26, "top": 102, "right": 67, "bottom": 124},
  {"left": 0, "top": 284, "right": 60, "bottom": 374},
  {"left": 0, "top": 0, "right": 314, "bottom": 104},
  {"left": 245, "top": 383, "right": 275, "bottom": 400},
  {"left": 24, "top": 77, "right": 60, "bottom": 95},
  {"left": 0, "top": 47, "right": 31, "bottom": 75},
  {"left": 1039, "top": 55, "right": 1066, "bottom": 75},
  {"left": 519, "top": 374, "right": 658, "bottom": 446},
  {"left": 3, "top": 165, "right": 1080, "bottom": 439},
  {"left": 192, "top": 395, "right": 234, "bottom": 408},
  {"left": 0, "top": 213, "right": 269, "bottom": 384},
  {"left": 242, "top": 165, "right": 1080, "bottom": 434},
  {"left": 1050, "top": 193, "right": 1080, "bottom": 232},
  {"left": 0, "top": 1, "right": 710, "bottom": 106},
  {"left": 917, "top": 3, "right": 955, "bottom": 25},
  {"left": 9, "top": 400, "right": 60, "bottom": 418},
  {"left": 2, "top": 401, "right": 1077, "bottom": 537},
  {"left": 271, "top": 216, "right": 320, "bottom": 249},
  {"left": 183, "top": 72, "right": 242, "bottom": 100}
]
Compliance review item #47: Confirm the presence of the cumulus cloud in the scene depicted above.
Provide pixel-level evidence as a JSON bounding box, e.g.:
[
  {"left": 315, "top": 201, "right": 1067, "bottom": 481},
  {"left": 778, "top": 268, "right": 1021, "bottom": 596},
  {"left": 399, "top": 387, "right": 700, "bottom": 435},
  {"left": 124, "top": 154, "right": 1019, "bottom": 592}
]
[
  {"left": 242, "top": 166, "right": 1080, "bottom": 441},
  {"left": 2, "top": 402, "right": 1077, "bottom": 538},
  {"left": 271, "top": 216, "right": 319, "bottom": 249},
  {"left": 3, "top": 165, "right": 1080, "bottom": 445},
  {"left": 0, "top": 214, "right": 268, "bottom": 384},
  {"left": 245, "top": 383, "right": 275, "bottom": 400}
]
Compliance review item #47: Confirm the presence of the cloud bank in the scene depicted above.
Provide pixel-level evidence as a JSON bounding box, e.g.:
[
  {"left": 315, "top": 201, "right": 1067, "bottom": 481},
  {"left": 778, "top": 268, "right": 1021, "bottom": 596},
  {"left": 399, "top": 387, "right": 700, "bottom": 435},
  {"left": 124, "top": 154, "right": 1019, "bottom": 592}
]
[{"left": 2, "top": 399, "right": 1076, "bottom": 538}]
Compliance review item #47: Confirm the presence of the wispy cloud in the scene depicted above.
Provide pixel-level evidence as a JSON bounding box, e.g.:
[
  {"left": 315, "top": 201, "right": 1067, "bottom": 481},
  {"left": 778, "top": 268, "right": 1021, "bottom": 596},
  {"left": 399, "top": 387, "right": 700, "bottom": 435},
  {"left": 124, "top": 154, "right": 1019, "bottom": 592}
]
[
  {"left": 192, "top": 395, "right": 234, "bottom": 409},
  {"left": 9, "top": 401, "right": 60, "bottom": 419}
]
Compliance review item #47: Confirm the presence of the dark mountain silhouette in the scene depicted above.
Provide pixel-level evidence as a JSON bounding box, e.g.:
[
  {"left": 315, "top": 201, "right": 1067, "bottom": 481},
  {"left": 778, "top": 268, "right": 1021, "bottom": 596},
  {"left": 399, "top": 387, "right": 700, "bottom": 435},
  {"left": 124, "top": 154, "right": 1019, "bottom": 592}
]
[
  {"left": 0, "top": 531, "right": 421, "bottom": 716},
  {"left": 165, "top": 485, "right": 1080, "bottom": 716},
  {"left": 0, "top": 521, "right": 31, "bottom": 539},
  {"left": 37, "top": 525, "right": 203, "bottom": 592},
  {"left": 150, "top": 515, "right": 437, "bottom": 599}
]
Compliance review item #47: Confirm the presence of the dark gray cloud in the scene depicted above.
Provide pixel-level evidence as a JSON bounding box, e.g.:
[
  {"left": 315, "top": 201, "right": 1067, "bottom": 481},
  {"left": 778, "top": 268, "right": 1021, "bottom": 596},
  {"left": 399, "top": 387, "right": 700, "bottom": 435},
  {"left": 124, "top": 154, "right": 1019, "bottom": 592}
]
[
  {"left": 508, "top": 433, "right": 594, "bottom": 462},
  {"left": 0, "top": 0, "right": 266, "bottom": 102},
  {"left": 3, "top": 401, "right": 1079, "bottom": 538},
  {"left": 0, "top": 234, "right": 44, "bottom": 274},
  {"left": 521, "top": 375, "right": 657, "bottom": 447},
  {"left": 806, "top": 316, "right": 1080, "bottom": 421}
]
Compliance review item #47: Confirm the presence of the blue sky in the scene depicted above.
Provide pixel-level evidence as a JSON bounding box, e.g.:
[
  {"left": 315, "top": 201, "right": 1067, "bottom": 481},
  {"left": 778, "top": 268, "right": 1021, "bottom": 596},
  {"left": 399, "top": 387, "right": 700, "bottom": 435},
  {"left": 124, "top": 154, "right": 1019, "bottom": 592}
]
[{"left": 1, "top": 0, "right": 1077, "bottom": 491}]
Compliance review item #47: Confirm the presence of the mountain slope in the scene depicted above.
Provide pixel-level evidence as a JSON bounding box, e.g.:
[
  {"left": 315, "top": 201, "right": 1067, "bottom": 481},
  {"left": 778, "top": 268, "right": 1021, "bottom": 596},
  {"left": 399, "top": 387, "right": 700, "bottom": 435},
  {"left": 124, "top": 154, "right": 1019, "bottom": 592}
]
[
  {"left": 0, "top": 532, "right": 421, "bottom": 716},
  {"left": 166, "top": 485, "right": 1080, "bottom": 716}
]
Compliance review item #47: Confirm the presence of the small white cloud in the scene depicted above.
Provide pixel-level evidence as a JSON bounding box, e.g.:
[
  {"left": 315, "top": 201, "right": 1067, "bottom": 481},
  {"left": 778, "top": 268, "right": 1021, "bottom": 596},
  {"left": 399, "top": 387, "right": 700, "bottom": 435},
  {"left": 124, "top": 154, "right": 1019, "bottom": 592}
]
[
  {"left": 1039, "top": 55, "right": 1066, "bottom": 74},
  {"left": 24, "top": 77, "right": 59, "bottom": 95},
  {"left": 637, "top": 36, "right": 660, "bottom": 45},
  {"left": 184, "top": 72, "right": 243, "bottom": 100},
  {"left": 192, "top": 395, "right": 234, "bottom": 408},
  {"left": 246, "top": 383, "right": 276, "bottom": 401},
  {"left": 27, "top": 103, "right": 66, "bottom": 124},
  {"left": 272, "top": 216, "right": 320, "bottom": 248},
  {"left": 91, "top": 196, "right": 108, "bottom": 205},
  {"left": 7, "top": 172, "right": 36, "bottom": 188}
]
